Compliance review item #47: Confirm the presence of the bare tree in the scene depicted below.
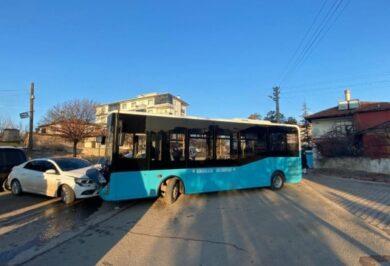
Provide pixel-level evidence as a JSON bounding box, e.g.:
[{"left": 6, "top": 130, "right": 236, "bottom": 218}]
[
  {"left": 264, "top": 110, "right": 285, "bottom": 123},
  {"left": 301, "top": 102, "right": 312, "bottom": 147},
  {"left": 43, "top": 99, "right": 98, "bottom": 157},
  {"left": 248, "top": 113, "right": 262, "bottom": 120},
  {"left": 0, "top": 116, "right": 17, "bottom": 131},
  {"left": 286, "top": 117, "right": 298, "bottom": 125}
]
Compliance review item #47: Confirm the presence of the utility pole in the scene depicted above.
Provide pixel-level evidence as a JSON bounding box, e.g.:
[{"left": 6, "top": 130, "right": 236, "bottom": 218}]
[
  {"left": 28, "top": 82, "right": 35, "bottom": 152},
  {"left": 269, "top": 86, "right": 281, "bottom": 122}
]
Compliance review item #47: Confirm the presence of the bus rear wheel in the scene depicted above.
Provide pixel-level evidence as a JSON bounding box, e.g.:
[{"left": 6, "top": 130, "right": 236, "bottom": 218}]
[
  {"left": 270, "top": 172, "right": 285, "bottom": 191},
  {"left": 162, "top": 178, "right": 181, "bottom": 204}
]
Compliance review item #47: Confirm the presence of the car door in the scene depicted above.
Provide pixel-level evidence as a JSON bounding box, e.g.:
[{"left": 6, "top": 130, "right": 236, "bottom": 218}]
[
  {"left": 42, "top": 161, "right": 61, "bottom": 196},
  {"left": 20, "top": 161, "right": 43, "bottom": 193},
  {"left": 29, "top": 160, "right": 55, "bottom": 195}
]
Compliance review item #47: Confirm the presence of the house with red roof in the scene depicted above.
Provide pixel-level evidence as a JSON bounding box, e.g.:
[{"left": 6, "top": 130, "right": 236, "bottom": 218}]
[{"left": 305, "top": 89, "right": 390, "bottom": 174}]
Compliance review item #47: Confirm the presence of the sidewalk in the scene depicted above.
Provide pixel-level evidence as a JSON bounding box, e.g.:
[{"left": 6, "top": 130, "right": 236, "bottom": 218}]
[
  {"left": 310, "top": 168, "right": 390, "bottom": 183},
  {"left": 305, "top": 170, "right": 390, "bottom": 235}
]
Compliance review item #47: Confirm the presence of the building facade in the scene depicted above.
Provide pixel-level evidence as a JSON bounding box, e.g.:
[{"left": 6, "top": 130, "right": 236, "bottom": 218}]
[
  {"left": 95, "top": 93, "right": 188, "bottom": 124},
  {"left": 305, "top": 89, "right": 390, "bottom": 173}
]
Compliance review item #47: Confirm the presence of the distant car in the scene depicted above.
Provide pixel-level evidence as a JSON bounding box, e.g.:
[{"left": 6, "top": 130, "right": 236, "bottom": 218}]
[
  {"left": 7, "top": 157, "right": 106, "bottom": 204},
  {"left": 0, "top": 147, "right": 27, "bottom": 191}
]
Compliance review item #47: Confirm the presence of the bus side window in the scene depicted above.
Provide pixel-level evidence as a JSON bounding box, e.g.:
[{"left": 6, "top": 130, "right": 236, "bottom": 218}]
[
  {"left": 150, "top": 132, "right": 163, "bottom": 161},
  {"left": 240, "top": 132, "right": 256, "bottom": 158},
  {"left": 118, "top": 133, "right": 134, "bottom": 158},
  {"left": 286, "top": 129, "right": 299, "bottom": 156},
  {"left": 269, "top": 128, "right": 287, "bottom": 155},
  {"left": 118, "top": 133, "right": 147, "bottom": 159},
  {"left": 169, "top": 132, "right": 185, "bottom": 162},
  {"left": 188, "top": 130, "right": 213, "bottom": 161},
  {"left": 240, "top": 126, "right": 267, "bottom": 159},
  {"left": 216, "top": 129, "right": 237, "bottom": 160}
]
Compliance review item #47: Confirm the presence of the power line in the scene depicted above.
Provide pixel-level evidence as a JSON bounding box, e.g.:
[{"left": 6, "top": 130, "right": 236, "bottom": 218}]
[
  {"left": 281, "top": 0, "right": 345, "bottom": 85},
  {"left": 290, "top": 0, "right": 351, "bottom": 77},
  {"left": 283, "top": 82, "right": 390, "bottom": 96},
  {"left": 282, "top": 0, "right": 344, "bottom": 84},
  {"left": 283, "top": 76, "right": 390, "bottom": 94},
  {"left": 278, "top": 0, "right": 328, "bottom": 83},
  {"left": 279, "top": 0, "right": 351, "bottom": 87},
  {"left": 283, "top": 71, "right": 390, "bottom": 91}
]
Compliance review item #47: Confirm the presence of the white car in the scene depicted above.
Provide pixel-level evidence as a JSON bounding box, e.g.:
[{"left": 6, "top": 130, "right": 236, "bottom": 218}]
[{"left": 7, "top": 157, "right": 106, "bottom": 204}]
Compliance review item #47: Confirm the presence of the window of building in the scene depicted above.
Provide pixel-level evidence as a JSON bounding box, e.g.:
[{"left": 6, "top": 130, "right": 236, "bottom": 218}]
[
  {"left": 148, "top": 99, "right": 153, "bottom": 105},
  {"left": 169, "top": 132, "right": 185, "bottom": 162},
  {"left": 121, "top": 103, "right": 127, "bottom": 110}
]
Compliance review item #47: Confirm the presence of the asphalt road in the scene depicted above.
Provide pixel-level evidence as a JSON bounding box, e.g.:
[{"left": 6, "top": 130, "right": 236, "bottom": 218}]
[{"left": 1, "top": 177, "right": 389, "bottom": 266}]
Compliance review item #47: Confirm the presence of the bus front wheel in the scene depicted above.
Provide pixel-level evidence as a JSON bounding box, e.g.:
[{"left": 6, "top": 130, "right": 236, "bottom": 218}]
[
  {"left": 162, "top": 178, "right": 181, "bottom": 204},
  {"left": 270, "top": 172, "right": 285, "bottom": 191}
]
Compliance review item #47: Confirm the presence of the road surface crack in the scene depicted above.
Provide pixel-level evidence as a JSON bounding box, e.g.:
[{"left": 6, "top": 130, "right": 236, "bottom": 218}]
[{"left": 128, "top": 231, "right": 247, "bottom": 252}]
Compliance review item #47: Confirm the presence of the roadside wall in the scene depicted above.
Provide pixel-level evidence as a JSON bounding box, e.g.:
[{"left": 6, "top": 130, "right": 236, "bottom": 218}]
[{"left": 314, "top": 156, "right": 390, "bottom": 175}]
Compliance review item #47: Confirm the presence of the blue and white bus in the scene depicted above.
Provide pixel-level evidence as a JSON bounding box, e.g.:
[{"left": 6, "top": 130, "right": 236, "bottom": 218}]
[{"left": 100, "top": 111, "right": 302, "bottom": 204}]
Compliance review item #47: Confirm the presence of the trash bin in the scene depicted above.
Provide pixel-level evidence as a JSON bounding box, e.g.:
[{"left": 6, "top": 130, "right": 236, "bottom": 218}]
[{"left": 306, "top": 150, "right": 313, "bottom": 169}]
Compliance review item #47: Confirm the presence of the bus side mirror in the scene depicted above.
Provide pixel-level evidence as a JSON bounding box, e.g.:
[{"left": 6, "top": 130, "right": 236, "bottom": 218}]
[{"left": 97, "top": 136, "right": 106, "bottom": 145}]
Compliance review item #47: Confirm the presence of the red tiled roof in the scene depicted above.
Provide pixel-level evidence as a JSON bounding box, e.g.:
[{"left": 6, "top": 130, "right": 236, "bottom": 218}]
[{"left": 305, "top": 101, "right": 390, "bottom": 121}]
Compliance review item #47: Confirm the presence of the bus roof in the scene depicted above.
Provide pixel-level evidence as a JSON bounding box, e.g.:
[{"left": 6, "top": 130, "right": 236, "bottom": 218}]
[{"left": 108, "top": 110, "right": 299, "bottom": 129}]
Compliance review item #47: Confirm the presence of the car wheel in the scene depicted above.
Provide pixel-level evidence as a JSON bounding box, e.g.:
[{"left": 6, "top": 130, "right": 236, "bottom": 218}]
[
  {"left": 270, "top": 172, "right": 285, "bottom": 191},
  {"left": 60, "top": 185, "right": 75, "bottom": 204},
  {"left": 11, "top": 180, "right": 22, "bottom": 195},
  {"left": 163, "top": 178, "right": 181, "bottom": 204}
]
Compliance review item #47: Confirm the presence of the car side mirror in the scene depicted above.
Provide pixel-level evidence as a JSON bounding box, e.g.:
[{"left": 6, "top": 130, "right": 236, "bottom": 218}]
[{"left": 45, "top": 169, "right": 57, "bottom": 175}]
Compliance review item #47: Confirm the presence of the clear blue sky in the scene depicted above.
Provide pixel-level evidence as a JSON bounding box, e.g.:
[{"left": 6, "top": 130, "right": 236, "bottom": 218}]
[{"left": 1, "top": 0, "right": 389, "bottom": 127}]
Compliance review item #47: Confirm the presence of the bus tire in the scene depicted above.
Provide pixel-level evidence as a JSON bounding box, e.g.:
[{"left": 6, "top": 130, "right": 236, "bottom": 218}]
[
  {"left": 270, "top": 172, "right": 285, "bottom": 191},
  {"left": 164, "top": 178, "right": 181, "bottom": 204}
]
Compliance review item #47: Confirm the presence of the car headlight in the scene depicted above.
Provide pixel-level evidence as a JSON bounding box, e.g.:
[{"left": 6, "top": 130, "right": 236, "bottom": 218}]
[{"left": 75, "top": 178, "right": 95, "bottom": 187}]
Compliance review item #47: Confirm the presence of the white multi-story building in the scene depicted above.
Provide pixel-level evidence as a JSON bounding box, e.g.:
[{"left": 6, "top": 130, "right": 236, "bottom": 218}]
[{"left": 95, "top": 93, "right": 188, "bottom": 124}]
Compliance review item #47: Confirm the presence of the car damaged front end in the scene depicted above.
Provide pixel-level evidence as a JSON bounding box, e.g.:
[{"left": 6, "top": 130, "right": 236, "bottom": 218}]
[{"left": 64, "top": 167, "right": 107, "bottom": 199}]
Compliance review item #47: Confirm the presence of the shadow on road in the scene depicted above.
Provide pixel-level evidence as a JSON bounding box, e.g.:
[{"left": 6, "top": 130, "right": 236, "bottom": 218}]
[
  {"left": 0, "top": 191, "right": 53, "bottom": 216},
  {"left": 109, "top": 185, "right": 388, "bottom": 265}
]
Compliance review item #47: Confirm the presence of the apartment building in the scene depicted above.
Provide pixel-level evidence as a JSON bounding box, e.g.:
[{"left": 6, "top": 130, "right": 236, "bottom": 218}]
[{"left": 95, "top": 93, "right": 189, "bottom": 124}]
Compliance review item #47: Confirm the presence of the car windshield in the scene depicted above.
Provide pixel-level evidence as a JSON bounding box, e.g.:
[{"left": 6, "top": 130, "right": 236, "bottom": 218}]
[{"left": 52, "top": 158, "right": 92, "bottom": 171}]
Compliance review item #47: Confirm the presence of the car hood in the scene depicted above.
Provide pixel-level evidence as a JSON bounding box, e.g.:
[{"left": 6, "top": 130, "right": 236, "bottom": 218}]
[{"left": 63, "top": 166, "right": 99, "bottom": 179}]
